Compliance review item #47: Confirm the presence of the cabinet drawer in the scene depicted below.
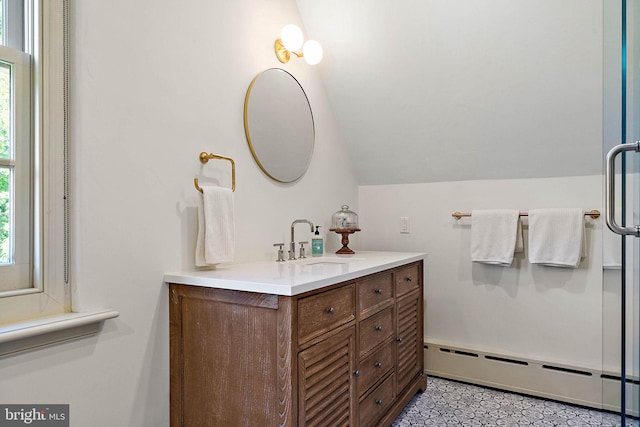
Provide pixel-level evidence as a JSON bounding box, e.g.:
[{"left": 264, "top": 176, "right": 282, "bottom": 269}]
[
  {"left": 298, "top": 284, "right": 356, "bottom": 344},
  {"left": 357, "top": 340, "right": 394, "bottom": 396},
  {"left": 357, "top": 273, "right": 393, "bottom": 318},
  {"left": 359, "top": 373, "right": 395, "bottom": 427},
  {"left": 359, "top": 307, "right": 393, "bottom": 357},
  {"left": 395, "top": 264, "right": 420, "bottom": 297}
]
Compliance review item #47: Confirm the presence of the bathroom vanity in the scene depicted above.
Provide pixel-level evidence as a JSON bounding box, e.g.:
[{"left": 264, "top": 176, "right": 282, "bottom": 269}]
[{"left": 165, "top": 251, "right": 426, "bottom": 426}]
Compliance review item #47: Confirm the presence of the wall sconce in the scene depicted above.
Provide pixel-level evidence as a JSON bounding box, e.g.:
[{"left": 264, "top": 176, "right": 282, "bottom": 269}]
[{"left": 274, "top": 24, "right": 323, "bottom": 65}]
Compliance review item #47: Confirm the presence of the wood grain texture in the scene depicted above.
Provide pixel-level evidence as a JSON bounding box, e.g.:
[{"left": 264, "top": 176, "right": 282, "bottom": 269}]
[
  {"left": 359, "top": 373, "right": 396, "bottom": 426},
  {"left": 169, "top": 260, "right": 425, "bottom": 427},
  {"left": 357, "top": 340, "right": 394, "bottom": 396},
  {"left": 297, "top": 284, "right": 355, "bottom": 345},
  {"left": 183, "top": 298, "right": 277, "bottom": 425},
  {"left": 298, "top": 327, "right": 356, "bottom": 426},
  {"left": 394, "top": 264, "right": 420, "bottom": 298},
  {"left": 277, "top": 297, "right": 294, "bottom": 426},
  {"left": 358, "top": 307, "right": 394, "bottom": 358},
  {"left": 169, "top": 285, "right": 183, "bottom": 427},
  {"left": 396, "top": 291, "right": 421, "bottom": 394},
  {"left": 357, "top": 273, "right": 394, "bottom": 320}
]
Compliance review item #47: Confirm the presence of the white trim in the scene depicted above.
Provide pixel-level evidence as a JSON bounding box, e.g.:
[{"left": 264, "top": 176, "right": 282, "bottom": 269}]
[
  {"left": 0, "top": 0, "right": 116, "bottom": 349},
  {"left": 425, "top": 340, "right": 639, "bottom": 416},
  {"left": 0, "top": 309, "right": 119, "bottom": 356}
]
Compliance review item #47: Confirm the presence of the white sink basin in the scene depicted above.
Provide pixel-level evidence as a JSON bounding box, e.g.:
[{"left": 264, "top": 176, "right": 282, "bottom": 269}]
[
  {"left": 305, "top": 261, "right": 348, "bottom": 266},
  {"left": 303, "top": 257, "right": 365, "bottom": 266}
]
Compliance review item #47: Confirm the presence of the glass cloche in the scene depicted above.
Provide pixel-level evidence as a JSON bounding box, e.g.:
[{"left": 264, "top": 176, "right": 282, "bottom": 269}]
[
  {"left": 331, "top": 205, "right": 359, "bottom": 230},
  {"left": 329, "top": 205, "right": 360, "bottom": 254}
]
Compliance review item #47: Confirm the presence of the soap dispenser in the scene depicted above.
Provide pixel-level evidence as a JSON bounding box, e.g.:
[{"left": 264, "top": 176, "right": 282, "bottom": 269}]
[{"left": 311, "top": 226, "right": 324, "bottom": 257}]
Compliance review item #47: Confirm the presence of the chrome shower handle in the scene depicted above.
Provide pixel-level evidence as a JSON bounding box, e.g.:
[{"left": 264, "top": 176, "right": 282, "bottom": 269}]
[{"left": 605, "top": 141, "right": 640, "bottom": 237}]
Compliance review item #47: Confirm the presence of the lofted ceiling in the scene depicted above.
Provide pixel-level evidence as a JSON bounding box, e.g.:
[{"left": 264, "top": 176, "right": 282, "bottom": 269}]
[{"left": 296, "top": 0, "right": 604, "bottom": 185}]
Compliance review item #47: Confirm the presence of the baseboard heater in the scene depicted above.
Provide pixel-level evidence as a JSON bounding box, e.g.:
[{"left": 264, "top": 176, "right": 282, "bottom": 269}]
[{"left": 425, "top": 341, "right": 639, "bottom": 417}]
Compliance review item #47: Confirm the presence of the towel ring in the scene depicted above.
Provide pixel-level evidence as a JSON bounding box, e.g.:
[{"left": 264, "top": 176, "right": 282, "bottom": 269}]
[{"left": 194, "top": 151, "right": 236, "bottom": 192}]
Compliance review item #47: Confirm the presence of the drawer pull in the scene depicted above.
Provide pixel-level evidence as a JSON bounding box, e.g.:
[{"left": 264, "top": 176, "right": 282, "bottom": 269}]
[
  {"left": 353, "top": 370, "right": 361, "bottom": 377},
  {"left": 326, "top": 307, "right": 335, "bottom": 314},
  {"left": 375, "top": 362, "right": 382, "bottom": 368},
  {"left": 396, "top": 337, "right": 403, "bottom": 342},
  {"left": 375, "top": 399, "right": 383, "bottom": 406},
  {"left": 375, "top": 288, "right": 383, "bottom": 295},
  {"left": 405, "top": 277, "right": 412, "bottom": 282},
  {"left": 375, "top": 325, "right": 383, "bottom": 331}
]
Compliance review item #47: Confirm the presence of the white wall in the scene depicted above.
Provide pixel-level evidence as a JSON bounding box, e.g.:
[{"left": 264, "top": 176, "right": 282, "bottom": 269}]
[
  {"left": 359, "top": 176, "right": 604, "bottom": 368},
  {"left": 0, "top": 1, "right": 358, "bottom": 426},
  {"left": 298, "top": 0, "right": 603, "bottom": 184}
]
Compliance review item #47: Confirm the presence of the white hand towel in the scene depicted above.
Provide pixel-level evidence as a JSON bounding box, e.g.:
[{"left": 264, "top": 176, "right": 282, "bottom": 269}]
[
  {"left": 195, "top": 186, "right": 235, "bottom": 266},
  {"left": 528, "top": 208, "right": 584, "bottom": 268},
  {"left": 470, "top": 209, "right": 521, "bottom": 266}
]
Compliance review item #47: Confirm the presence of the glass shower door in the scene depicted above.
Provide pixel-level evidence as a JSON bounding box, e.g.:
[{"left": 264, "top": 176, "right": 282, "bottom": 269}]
[{"left": 603, "top": 1, "right": 640, "bottom": 423}]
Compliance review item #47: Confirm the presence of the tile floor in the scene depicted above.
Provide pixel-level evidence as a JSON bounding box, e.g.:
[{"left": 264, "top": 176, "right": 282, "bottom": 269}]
[{"left": 392, "top": 376, "right": 640, "bottom": 426}]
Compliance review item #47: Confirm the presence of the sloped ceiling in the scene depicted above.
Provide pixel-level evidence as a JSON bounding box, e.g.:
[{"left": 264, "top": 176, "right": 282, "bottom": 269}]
[{"left": 296, "top": 0, "right": 604, "bottom": 185}]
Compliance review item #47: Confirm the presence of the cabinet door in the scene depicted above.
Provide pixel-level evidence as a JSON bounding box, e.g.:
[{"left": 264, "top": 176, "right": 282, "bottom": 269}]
[
  {"left": 396, "top": 290, "right": 422, "bottom": 393},
  {"left": 298, "top": 328, "right": 356, "bottom": 427}
]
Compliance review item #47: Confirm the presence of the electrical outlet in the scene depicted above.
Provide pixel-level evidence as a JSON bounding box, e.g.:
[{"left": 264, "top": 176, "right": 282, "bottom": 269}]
[{"left": 400, "top": 217, "right": 410, "bottom": 234}]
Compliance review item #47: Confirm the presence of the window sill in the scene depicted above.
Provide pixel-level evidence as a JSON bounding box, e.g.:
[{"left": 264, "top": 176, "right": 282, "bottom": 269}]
[{"left": 0, "top": 309, "right": 119, "bottom": 357}]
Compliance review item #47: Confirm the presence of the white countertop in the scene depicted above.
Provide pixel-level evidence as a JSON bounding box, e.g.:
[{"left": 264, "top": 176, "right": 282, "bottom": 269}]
[{"left": 164, "top": 251, "right": 426, "bottom": 296}]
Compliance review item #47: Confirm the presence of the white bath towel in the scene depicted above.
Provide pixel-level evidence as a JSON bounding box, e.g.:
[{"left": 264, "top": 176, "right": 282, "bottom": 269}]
[
  {"left": 195, "top": 186, "right": 235, "bottom": 266},
  {"left": 528, "top": 208, "right": 584, "bottom": 268},
  {"left": 470, "top": 209, "right": 522, "bottom": 266}
]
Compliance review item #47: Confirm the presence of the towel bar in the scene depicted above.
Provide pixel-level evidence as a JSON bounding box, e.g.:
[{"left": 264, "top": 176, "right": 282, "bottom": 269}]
[
  {"left": 451, "top": 209, "right": 600, "bottom": 220},
  {"left": 194, "top": 151, "right": 236, "bottom": 192}
]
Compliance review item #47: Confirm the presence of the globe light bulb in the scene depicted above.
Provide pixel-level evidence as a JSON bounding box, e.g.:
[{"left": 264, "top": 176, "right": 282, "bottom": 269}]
[
  {"left": 281, "top": 24, "right": 304, "bottom": 52},
  {"left": 303, "top": 40, "right": 323, "bottom": 65}
]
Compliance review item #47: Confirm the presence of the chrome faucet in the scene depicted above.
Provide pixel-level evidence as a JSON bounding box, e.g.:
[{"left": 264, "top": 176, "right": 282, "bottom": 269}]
[{"left": 290, "top": 219, "right": 314, "bottom": 260}]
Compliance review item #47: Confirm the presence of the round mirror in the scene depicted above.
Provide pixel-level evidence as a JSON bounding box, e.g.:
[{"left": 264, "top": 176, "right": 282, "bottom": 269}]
[{"left": 244, "top": 68, "right": 315, "bottom": 183}]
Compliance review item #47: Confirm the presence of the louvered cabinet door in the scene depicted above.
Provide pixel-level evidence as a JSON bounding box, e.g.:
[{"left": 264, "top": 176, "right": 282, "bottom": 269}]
[
  {"left": 396, "top": 290, "right": 422, "bottom": 393},
  {"left": 298, "top": 327, "right": 356, "bottom": 427}
]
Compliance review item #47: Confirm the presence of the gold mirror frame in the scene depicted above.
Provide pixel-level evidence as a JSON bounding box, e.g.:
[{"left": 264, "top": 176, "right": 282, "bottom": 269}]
[{"left": 243, "top": 68, "right": 315, "bottom": 183}]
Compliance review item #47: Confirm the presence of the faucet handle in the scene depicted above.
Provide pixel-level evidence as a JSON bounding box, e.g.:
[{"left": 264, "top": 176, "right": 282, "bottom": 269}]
[
  {"left": 273, "top": 243, "right": 285, "bottom": 262},
  {"left": 299, "top": 241, "right": 309, "bottom": 259}
]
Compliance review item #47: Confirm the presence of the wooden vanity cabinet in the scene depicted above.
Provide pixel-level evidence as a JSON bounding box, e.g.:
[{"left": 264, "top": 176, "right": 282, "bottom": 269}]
[{"left": 169, "top": 260, "right": 426, "bottom": 427}]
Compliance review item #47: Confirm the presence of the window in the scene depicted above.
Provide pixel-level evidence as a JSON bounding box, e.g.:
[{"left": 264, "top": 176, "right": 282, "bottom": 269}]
[
  {"left": 0, "top": 0, "right": 69, "bottom": 325},
  {"left": 0, "top": 0, "right": 116, "bottom": 352},
  {"left": 0, "top": 0, "right": 32, "bottom": 296}
]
